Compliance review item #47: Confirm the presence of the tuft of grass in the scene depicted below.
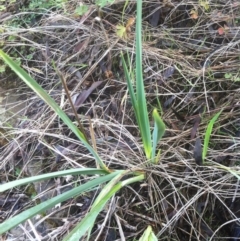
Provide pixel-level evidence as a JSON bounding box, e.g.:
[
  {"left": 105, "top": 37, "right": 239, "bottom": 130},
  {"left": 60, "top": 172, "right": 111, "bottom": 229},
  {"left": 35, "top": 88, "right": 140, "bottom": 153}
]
[
  {"left": 121, "top": 0, "right": 165, "bottom": 163},
  {"left": 0, "top": 2, "right": 150, "bottom": 239}
]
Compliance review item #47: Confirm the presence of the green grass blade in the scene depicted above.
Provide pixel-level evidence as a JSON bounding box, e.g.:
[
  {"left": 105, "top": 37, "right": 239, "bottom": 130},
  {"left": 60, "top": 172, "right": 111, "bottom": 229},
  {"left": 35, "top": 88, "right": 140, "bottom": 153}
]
[
  {"left": 151, "top": 109, "right": 166, "bottom": 162},
  {"left": 86, "top": 171, "right": 127, "bottom": 240},
  {"left": 0, "top": 168, "right": 108, "bottom": 192},
  {"left": 91, "top": 171, "right": 126, "bottom": 209},
  {"left": 0, "top": 171, "right": 122, "bottom": 235},
  {"left": 63, "top": 180, "right": 123, "bottom": 241},
  {"left": 135, "top": 0, "right": 151, "bottom": 159},
  {"left": 0, "top": 50, "right": 109, "bottom": 172},
  {"left": 121, "top": 0, "right": 129, "bottom": 23},
  {"left": 121, "top": 53, "right": 138, "bottom": 121},
  {"left": 63, "top": 173, "right": 144, "bottom": 241},
  {"left": 216, "top": 164, "right": 240, "bottom": 180},
  {"left": 202, "top": 110, "right": 222, "bottom": 161}
]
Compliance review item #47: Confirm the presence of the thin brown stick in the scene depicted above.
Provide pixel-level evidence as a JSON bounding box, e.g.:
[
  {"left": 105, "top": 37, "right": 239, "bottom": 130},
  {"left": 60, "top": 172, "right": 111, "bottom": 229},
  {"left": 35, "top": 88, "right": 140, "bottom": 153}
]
[{"left": 56, "top": 69, "right": 90, "bottom": 145}]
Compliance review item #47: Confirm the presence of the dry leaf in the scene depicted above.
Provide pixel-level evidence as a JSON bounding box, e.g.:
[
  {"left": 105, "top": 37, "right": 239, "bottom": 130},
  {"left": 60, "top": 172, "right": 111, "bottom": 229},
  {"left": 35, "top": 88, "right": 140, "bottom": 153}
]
[
  {"left": 190, "top": 9, "right": 198, "bottom": 19},
  {"left": 116, "top": 17, "right": 135, "bottom": 39},
  {"left": 171, "top": 107, "right": 185, "bottom": 122},
  {"left": 104, "top": 70, "right": 113, "bottom": 79},
  {"left": 162, "top": 66, "right": 175, "bottom": 80},
  {"left": 22, "top": 66, "right": 44, "bottom": 74},
  {"left": 194, "top": 137, "right": 203, "bottom": 165},
  {"left": 126, "top": 17, "right": 135, "bottom": 33},
  {"left": 191, "top": 116, "right": 201, "bottom": 139},
  {"left": 74, "top": 81, "right": 103, "bottom": 108},
  {"left": 149, "top": 7, "right": 161, "bottom": 27},
  {"left": 217, "top": 27, "right": 225, "bottom": 35},
  {"left": 41, "top": 41, "right": 51, "bottom": 62},
  {"left": 73, "top": 38, "right": 90, "bottom": 53}
]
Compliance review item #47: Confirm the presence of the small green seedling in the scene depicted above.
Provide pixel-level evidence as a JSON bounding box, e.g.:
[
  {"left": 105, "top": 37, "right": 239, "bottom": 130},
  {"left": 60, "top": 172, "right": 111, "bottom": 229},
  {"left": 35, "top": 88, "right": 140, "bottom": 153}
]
[
  {"left": 202, "top": 110, "right": 222, "bottom": 162},
  {"left": 224, "top": 73, "right": 240, "bottom": 82},
  {"left": 139, "top": 226, "right": 158, "bottom": 241}
]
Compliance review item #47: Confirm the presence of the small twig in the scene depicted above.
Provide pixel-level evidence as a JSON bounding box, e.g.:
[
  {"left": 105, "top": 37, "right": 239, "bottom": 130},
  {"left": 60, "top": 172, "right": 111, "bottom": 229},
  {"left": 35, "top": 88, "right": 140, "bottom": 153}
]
[{"left": 55, "top": 68, "right": 90, "bottom": 145}]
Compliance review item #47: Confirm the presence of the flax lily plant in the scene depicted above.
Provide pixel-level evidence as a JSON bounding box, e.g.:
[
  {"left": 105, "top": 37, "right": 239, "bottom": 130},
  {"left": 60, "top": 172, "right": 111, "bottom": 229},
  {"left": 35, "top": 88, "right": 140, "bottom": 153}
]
[
  {"left": 121, "top": 0, "right": 165, "bottom": 163},
  {"left": 0, "top": 1, "right": 161, "bottom": 240},
  {"left": 0, "top": 48, "right": 145, "bottom": 239}
]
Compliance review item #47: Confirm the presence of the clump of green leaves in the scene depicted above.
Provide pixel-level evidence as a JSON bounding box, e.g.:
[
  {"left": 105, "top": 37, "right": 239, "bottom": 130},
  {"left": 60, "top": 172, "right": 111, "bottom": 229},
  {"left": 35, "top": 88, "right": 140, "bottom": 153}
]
[
  {"left": 225, "top": 73, "right": 240, "bottom": 82},
  {"left": 199, "top": 0, "right": 210, "bottom": 11},
  {"left": 27, "top": 0, "right": 66, "bottom": 11},
  {"left": 0, "top": 1, "right": 6, "bottom": 11},
  {"left": 0, "top": 0, "right": 162, "bottom": 239},
  {"left": 121, "top": 1, "right": 165, "bottom": 163},
  {"left": 0, "top": 0, "right": 16, "bottom": 11},
  {"left": 5, "top": 0, "right": 66, "bottom": 28}
]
